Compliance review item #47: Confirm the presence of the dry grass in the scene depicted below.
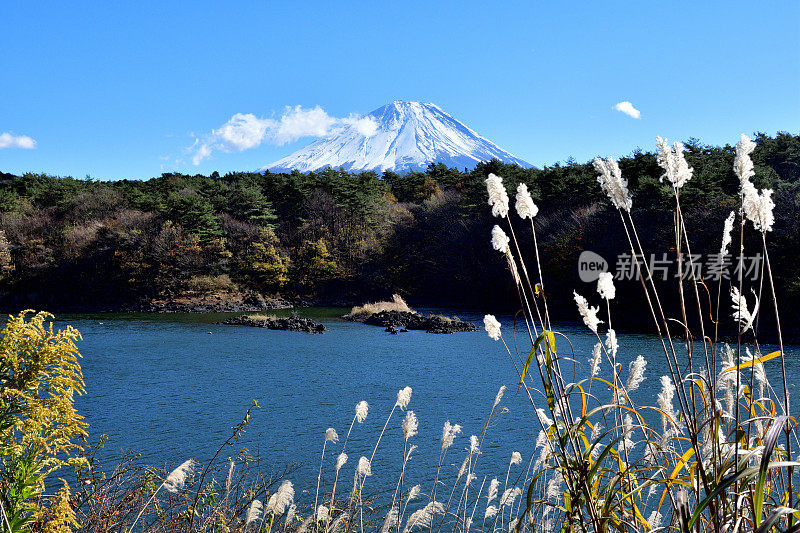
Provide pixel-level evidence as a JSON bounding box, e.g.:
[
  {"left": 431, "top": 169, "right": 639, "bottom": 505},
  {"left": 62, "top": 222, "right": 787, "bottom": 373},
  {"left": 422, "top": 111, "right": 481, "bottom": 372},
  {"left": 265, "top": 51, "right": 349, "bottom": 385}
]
[
  {"left": 345, "top": 294, "right": 413, "bottom": 319},
  {"left": 246, "top": 313, "right": 277, "bottom": 321}
]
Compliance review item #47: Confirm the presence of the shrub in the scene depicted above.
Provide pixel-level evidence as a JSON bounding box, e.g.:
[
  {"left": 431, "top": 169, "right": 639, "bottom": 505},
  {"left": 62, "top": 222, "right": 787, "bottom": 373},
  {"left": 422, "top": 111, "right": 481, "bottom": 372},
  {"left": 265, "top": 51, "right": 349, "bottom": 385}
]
[
  {"left": 186, "top": 274, "right": 236, "bottom": 294},
  {"left": 0, "top": 311, "right": 86, "bottom": 531}
]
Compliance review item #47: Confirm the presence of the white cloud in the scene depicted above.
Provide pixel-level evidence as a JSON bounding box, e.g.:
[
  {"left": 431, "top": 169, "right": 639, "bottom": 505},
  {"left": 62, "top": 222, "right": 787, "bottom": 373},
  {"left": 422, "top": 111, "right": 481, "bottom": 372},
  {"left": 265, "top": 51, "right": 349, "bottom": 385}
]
[
  {"left": 190, "top": 105, "right": 377, "bottom": 165},
  {"left": 613, "top": 101, "right": 641, "bottom": 119},
  {"left": 191, "top": 143, "right": 213, "bottom": 166},
  {"left": 274, "top": 106, "right": 337, "bottom": 144},
  {"left": 0, "top": 132, "right": 36, "bottom": 149},
  {"left": 344, "top": 115, "right": 379, "bottom": 137},
  {"left": 214, "top": 113, "right": 275, "bottom": 152}
]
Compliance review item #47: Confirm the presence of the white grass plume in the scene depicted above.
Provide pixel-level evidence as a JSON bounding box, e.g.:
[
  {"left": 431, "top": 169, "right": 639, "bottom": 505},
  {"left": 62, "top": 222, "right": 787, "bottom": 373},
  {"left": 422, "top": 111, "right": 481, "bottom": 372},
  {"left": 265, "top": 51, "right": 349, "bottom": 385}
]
[
  {"left": 164, "top": 459, "right": 195, "bottom": 493},
  {"left": 381, "top": 505, "right": 399, "bottom": 533},
  {"left": 536, "top": 408, "right": 554, "bottom": 429},
  {"left": 721, "top": 211, "right": 735, "bottom": 255},
  {"left": 407, "top": 484, "right": 421, "bottom": 502},
  {"left": 515, "top": 183, "right": 538, "bottom": 219},
  {"left": 246, "top": 499, "right": 263, "bottom": 525},
  {"left": 597, "top": 271, "right": 616, "bottom": 300},
  {"left": 266, "top": 480, "right": 294, "bottom": 516},
  {"left": 593, "top": 156, "right": 631, "bottom": 211},
  {"left": 441, "top": 420, "right": 462, "bottom": 450},
  {"left": 491, "top": 225, "right": 510, "bottom": 254},
  {"left": 286, "top": 504, "right": 297, "bottom": 525},
  {"left": 357, "top": 456, "right": 372, "bottom": 476},
  {"left": 731, "top": 286, "right": 759, "bottom": 333},
  {"left": 718, "top": 344, "right": 739, "bottom": 417},
  {"left": 510, "top": 451, "right": 522, "bottom": 465},
  {"left": 484, "top": 505, "right": 498, "bottom": 519},
  {"left": 486, "top": 173, "right": 510, "bottom": 218},
  {"left": 623, "top": 414, "right": 636, "bottom": 452},
  {"left": 396, "top": 386, "right": 413, "bottom": 410},
  {"left": 657, "top": 376, "right": 678, "bottom": 439},
  {"left": 535, "top": 430, "right": 547, "bottom": 449},
  {"left": 500, "top": 487, "right": 521, "bottom": 507},
  {"left": 336, "top": 452, "right": 348, "bottom": 471},
  {"left": 736, "top": 134, "right": 775, "bottom": 232},
  {"left": 573, "top": 291, "right": 602, "bottom": 334},
  {"left": 627, "top": 355, "right": 647, "bottom": 392},
  {"left": 326, "top": 427, "right": 339, "bottom": 442},
  {"left": 403, "top": 501, "right": 445, "bottom": 533},
  {"left": 589, "top": 342, "right": 602, "bottom": 377},
  {"left": 546, "top": 471, "right": 564, "bottom": 501},
  {"left": 605, "top": 329, "right": 618, "bottom": 359},
  {"left": 735, "top": 134, "right": 756, "bottom": 186},
  {"left": 403, "top": 410, "right": 418, "bottom": 440},
  {"left": 484, "top": 314, "right": 502, "bottom": 341},
  {"left": 355, "top": 401, "right": 369, "bottom": 423},
  {"left": 225, "top": 459, "right": 234, "bottom": 498},
  {"left": 487, "top": 478, "right": 500, "bottom": 503},
  {"left": 656, "top": 136, "right": 693, "bottom": 190},
  {"left": 648, "top": 511, "right": 663, "bottom": 530},
  {"left": 470, "top": 435, "right": 480, "bottom": 455},
  {"left": 130, "top": 458, "right": 195, "bottom": 530},
  {"left": 458, "top": 456, "right": 470, "bottom": 478},
  {"left": 327, "top": 511, "right": 348, "bottom": 532},
  {"left": 493, "top": 385, "right": 507, "bottom": 408},
  {"left": 744, "top": 187, "right": 775, "bottom": 233}
]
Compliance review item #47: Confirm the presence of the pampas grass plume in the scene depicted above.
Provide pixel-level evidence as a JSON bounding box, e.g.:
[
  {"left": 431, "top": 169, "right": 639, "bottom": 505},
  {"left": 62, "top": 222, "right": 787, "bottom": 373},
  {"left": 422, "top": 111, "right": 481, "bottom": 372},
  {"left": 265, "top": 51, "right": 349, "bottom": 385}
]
[
  {"left": 627, "top": 355, "right": 647, "bottom": 392},
  {"left": 396, "top": 386, "right": 412, "bottom": 409},
  {"left": 325, "top": 427, "right": 339, "bottom": 442},
  {"left": 491, "top": 225, "right": 510, "bottom": 254},
  {"left": 246, "top": 499, "right": 263, "bottom": 524},
  {"left": 403, "top": 410, "right": 418, "bottom": 440},
  {"left": 164, "top": 459, "right": 195, "bottom": 494},
  {"left": 355, "top": 400, "right": 369, "bottom": 423},
  {"left": 486, "top": 174, "right": 510, "bottom": 218},
  {"left": 357, "top": 456, "right": 372, "bottom": 476},
  {"left": 441, "top": 420, "right": 462, "bottom": 450},
  {"left": 484, "top": 314, "right": 502, "bottom": 341},
  {"left": 493, "top": 385, "right": 507, "bottom": 407},
  {"left": 515, "top": 183, "right": 538, "bottom": 219}
]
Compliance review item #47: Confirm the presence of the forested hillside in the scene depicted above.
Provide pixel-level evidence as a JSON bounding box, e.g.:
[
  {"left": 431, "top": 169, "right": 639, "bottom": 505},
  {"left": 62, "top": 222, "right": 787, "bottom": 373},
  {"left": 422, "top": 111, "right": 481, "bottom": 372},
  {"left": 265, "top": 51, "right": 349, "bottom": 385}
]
[{"left": 1, "top": 132, "right": 798, "bottom": 336}]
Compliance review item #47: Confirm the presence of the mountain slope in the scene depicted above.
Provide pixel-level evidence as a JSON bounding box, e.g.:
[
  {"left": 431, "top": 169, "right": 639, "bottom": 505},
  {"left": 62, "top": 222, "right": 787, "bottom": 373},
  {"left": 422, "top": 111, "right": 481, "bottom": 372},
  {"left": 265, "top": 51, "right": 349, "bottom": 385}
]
[{"left": 265, "top": 101, "right": 531, "bottom": 173}]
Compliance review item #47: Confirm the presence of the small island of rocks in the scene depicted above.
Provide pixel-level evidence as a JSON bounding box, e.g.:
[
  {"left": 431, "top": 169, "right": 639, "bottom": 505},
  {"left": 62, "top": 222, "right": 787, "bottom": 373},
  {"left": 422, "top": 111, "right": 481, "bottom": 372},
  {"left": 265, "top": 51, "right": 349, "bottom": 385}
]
[
  {"left": 221, "top": 314, "right": 325, "bottom": 334},
  {"left": 344, "top": 295, "right": 477, "bottom": 334}
]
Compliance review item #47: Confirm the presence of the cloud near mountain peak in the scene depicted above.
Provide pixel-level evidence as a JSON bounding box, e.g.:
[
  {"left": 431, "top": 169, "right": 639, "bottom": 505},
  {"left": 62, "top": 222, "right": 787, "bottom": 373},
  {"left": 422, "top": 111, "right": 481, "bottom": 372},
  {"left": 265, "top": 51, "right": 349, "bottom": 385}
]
[{"left": 190, "top": 106, "right": 377, "bottom": 165}]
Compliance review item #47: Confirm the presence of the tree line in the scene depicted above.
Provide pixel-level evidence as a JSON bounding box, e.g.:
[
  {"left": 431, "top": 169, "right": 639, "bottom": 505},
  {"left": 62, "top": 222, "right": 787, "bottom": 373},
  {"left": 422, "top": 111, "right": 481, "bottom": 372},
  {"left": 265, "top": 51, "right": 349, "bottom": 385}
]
[{"left": 0, "top": 132, "right": 798, "bottom": 336}]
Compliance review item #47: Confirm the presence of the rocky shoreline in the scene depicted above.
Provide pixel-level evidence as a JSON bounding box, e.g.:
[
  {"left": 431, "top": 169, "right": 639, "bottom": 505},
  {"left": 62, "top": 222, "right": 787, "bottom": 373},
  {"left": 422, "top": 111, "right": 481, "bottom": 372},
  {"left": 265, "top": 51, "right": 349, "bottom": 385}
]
[
  {"left": 347, "top": 310, "right": 477, "bottom": 334},
  {"left": 220, "top": 314, "right": 326, "bottom": 334}
]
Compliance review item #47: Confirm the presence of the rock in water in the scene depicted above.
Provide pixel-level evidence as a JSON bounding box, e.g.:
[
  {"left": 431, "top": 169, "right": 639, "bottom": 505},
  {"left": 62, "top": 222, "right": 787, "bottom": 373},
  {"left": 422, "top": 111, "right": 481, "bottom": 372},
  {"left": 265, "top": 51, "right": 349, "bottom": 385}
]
[
  {"left": 221, "top": 314, "right": 325, "bottom": 334},
  {"left": 361, "top": 310, "right": 476, "bottom": 334}
]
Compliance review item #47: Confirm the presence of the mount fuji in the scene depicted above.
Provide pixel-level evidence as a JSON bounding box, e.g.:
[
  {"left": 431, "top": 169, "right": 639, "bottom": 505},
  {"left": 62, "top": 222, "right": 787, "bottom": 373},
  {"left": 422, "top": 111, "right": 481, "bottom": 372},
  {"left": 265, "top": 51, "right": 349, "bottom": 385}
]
[{"left": 264, "top": 101, "right": 531, "bottom": 173}]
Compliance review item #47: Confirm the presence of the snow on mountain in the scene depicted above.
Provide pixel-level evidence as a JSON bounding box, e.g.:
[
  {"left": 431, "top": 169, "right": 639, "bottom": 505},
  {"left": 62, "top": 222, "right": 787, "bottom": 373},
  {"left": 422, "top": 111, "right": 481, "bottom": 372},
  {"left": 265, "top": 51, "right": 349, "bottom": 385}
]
[{"left": 264, "top": 101, "right": 531, "bottom": 173}]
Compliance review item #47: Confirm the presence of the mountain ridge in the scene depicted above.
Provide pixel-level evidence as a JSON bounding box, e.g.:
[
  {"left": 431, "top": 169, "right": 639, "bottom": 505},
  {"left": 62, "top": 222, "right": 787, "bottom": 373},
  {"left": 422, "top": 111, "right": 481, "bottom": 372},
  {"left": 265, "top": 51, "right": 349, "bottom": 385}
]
[{"left": 265, "top": 101, "right": 531, "bottom": 173}]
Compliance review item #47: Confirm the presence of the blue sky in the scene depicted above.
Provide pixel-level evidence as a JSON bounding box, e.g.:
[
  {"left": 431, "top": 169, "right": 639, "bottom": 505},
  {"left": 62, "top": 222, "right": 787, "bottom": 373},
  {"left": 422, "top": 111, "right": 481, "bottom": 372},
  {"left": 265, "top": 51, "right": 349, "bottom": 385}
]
[{"left": 1, "top": 1, "right": 798, "bottom": 180}]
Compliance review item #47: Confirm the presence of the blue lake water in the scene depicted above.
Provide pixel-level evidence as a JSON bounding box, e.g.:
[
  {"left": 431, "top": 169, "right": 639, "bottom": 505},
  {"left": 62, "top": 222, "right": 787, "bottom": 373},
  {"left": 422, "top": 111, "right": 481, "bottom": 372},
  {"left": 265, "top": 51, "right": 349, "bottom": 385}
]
[{"left": 58, "top": 309, "right": 798, "bottom": 505}]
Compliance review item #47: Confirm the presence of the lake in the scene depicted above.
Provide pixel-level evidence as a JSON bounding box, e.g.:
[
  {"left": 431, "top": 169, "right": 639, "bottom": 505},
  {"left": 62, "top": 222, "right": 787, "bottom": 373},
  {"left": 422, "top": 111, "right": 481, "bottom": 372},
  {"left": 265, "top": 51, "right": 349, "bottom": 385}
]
[{"left": 58, "top": 308, "right": 798, "bottom": 504}]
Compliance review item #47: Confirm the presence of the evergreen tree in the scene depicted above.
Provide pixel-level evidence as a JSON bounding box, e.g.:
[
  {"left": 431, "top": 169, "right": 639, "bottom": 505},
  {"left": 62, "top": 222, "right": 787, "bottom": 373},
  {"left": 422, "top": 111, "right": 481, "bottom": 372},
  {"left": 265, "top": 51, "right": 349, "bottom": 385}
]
[{"left": 244, "top": 228, "right": 289, "bottom": 291}]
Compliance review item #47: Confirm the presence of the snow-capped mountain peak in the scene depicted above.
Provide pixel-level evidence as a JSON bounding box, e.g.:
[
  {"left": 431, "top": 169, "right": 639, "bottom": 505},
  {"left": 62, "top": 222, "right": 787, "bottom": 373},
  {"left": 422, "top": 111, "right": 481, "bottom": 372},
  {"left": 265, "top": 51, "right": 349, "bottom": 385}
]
[{"left": 265, "top": 101, "right": 530, "bottom": 173}]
